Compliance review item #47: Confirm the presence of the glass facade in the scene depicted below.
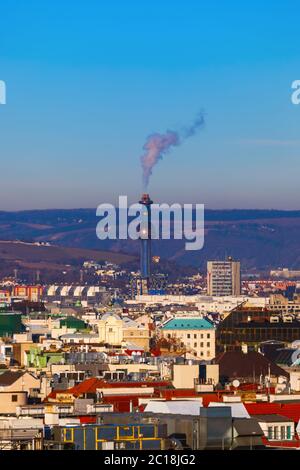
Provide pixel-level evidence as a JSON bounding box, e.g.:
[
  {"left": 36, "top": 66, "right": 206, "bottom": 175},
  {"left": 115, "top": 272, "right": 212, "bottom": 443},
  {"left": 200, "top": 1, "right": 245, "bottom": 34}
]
[{"left": 217, "top": 308, "right": 300, "bottom": 351}]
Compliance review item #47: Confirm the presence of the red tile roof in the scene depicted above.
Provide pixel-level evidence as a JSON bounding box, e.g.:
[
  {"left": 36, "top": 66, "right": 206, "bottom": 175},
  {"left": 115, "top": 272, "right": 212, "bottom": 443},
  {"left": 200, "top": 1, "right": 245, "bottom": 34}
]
[
  {"left": 245, "top": 402, "right": 300, "bottom": 423},
  {"left": 66, "top": 378, "right": 171, "bottom": 397},
  {"left": 68, "top": 377, "right": 100, "bottom": 395},
  {"left": 78, "top": 416, "right": 97, "bottom": 424},
  {"left": 102, "top": 394, "right": 152, "bottom": 412},
  {"left": 44, "top": 378, "right": 171, "bottom": 402},
  {"left": 158, "top": 389, "right": 198, "bottom": 400}
]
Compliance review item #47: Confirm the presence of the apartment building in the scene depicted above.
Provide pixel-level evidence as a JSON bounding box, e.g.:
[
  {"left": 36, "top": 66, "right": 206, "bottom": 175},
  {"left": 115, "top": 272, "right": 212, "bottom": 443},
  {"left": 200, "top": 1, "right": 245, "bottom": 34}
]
[
  {"left": 207, "top": 258, "right": 241, "bottom": 296},
  {"left": 160, "top": 318, "right": 215, "bottom": 360}
]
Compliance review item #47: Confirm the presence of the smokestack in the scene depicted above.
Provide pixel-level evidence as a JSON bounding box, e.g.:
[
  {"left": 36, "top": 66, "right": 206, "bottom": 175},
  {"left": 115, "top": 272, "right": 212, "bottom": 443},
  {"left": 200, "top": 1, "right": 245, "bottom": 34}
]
[
  {"left": 139, "top": 193, "right": 153, "bottom": 291},
  {"left": 140, "top": 111, "right": 205, "bottom": 188}
]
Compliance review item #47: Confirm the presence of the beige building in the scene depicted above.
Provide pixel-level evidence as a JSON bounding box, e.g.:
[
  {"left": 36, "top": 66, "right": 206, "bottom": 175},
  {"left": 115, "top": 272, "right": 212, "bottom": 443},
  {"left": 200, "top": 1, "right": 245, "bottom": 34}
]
[
  {"left": 0, "top": 391, "right": 27, "bottom": 414},
  {"left": 98, "top": 313, "right": 150, "bottom": 351},
  {"left": 12, "top": 342, "right": 33, "bottom": 367},
  {"left": 123, "top": 326, "right": 150, "bottom": 351},
  {"left": 0, "top": 371, "right": 40, "bottom": 415},
  {"left": 269, "top": 294, "right": 300, "bottom": 315},
  {"left": 98, "top": 314, "right": 123, "bottom": 345},
  {"left": 0, "top": 371, "right": 40, "bottom": 395},
  {"left": 207, "top": 258, "right": 241, "bottom": 296},
  {"left": 171, "top": 364, "right": 219, "bottom": 389},
  {"left": 161, "top": 318, "right": 215, "bottom": 360}
]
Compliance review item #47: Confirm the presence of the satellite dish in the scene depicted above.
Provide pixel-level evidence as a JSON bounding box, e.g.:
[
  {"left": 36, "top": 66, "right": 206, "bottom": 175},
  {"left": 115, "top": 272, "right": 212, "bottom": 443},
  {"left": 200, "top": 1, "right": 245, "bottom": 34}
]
[
  {"left": 232, "top": 379, "right": 240, "bottom": 388},
  {"left": 291, "top": 349, "right": 300, "bottom": 366}
]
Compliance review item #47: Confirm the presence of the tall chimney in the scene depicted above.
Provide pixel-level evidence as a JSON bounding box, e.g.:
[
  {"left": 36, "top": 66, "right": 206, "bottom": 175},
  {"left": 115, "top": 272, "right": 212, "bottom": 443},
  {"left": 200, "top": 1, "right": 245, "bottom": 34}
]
[{"left": 139, "top": 193, "right": 153, "bottom": 289}]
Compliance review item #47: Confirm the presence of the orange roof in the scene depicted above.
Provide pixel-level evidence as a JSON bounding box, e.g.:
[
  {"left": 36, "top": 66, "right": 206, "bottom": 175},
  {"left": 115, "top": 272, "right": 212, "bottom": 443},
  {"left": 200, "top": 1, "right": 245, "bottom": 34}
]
[{"left": 68, "top": 377, "right": 100, "bottom": 395}]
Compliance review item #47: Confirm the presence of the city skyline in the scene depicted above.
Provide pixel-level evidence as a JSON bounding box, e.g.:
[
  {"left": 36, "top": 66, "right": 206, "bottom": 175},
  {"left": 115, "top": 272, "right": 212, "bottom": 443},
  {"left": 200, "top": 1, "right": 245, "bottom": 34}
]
[
  {"left": 1, "top": 1, "right": 300, "bottom": 210},
  {"left": 2, "top": 2, "right": 300, "bottom": 456}
]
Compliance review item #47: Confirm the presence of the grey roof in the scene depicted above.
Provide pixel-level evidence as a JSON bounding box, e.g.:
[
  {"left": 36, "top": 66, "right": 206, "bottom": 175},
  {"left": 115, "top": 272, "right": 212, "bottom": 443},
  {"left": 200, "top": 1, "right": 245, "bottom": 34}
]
[
  {"left": 125, "top": 342, "right": 144, "bottom": 350},
  {"left": 208, "top": 402, "right": 250, "bottom": 418},
  {"left": 122, "top": 317, "right": 138, "bottom": 327},
  {"left": 100, "top": 313, "right": 138, "bottom": 328},
  {"left": 144, "top": 400, "right": 203, "bottom": 415},
  {"left": 100, "top": 312, "right": 121, "bottom": 321},
  {"left": 60, "top": 333, "right": 98, "bottom": 339},
  {"left": 233, "top": 418, "right": 264, "bottom": 436},
  {"left": 254, "top": 414, "right": 294, "bottom": 423}
]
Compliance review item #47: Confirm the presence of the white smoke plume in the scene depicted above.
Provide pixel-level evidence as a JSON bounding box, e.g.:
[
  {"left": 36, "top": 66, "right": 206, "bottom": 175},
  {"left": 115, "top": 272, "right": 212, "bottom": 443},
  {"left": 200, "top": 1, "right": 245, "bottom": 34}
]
[{"left": 140, "top": 111, "right": 205, "bottom": 188}]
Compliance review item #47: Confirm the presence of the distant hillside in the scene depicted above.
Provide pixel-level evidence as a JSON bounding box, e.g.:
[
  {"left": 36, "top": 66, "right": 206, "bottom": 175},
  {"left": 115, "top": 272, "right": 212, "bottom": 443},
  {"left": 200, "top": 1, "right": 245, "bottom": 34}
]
[
  {"left": 0, "top": 240, "right": 136, "bottom": 282},
  {"left": 0, "top": 208, "right": 300, "bottom": 271}
]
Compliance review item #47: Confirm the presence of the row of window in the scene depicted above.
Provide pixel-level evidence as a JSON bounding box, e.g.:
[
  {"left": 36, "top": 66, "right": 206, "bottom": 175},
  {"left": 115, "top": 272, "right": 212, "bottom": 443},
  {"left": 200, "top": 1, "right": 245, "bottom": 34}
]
[
  {"left": 175, "top": 333, "right": 211, "bottom": 339},
  {"left": 193, "top": 351, "right": 210, "bottom": 357},
  {"left": 179, "top": 343, "right": 212, "bottom": 357},
  {"left": 186, "top": 342, "right": 211, "bottom": 348},
  {"left": 267, "top": 425, "right": 292, "bottom": 440}
]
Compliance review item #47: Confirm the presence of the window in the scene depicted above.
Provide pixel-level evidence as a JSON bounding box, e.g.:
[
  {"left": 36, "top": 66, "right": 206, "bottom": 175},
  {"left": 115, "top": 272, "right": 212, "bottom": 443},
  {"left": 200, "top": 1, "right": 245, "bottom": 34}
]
[
  {"left": 194, "top": 342, "right": 197, "bottom": 347},
  {"left": 194, "top": 334, "right": 197, "bottom": 339},
  {"left": 11, "top": 395, "right": 18, "bottom": 402},
  {"left": 200, "top": 342, "right": 204, "bottom": 347},
  {"left": 207, "top": 334, "right": 210, "bottom": 339},
  {"left": 273, "top": 426, "right": 278, "bottom": 440},
  {"left": 280, "top": 426, "right": 286, "bottom": 440},
  {"left": 267, "top": 427, "right": 272, "bottom": 440},
  {"left": 187, "top": 334, "right": 190, "bottom": 339},
  {"left": 207, "top": 342, "right": 210, "bottom": 347},
  {"left": 108, "top": 328, "right": 113, "bottom": 333},
  {"left": 287, "top": 426, "right": 292, "bottom": 439}
]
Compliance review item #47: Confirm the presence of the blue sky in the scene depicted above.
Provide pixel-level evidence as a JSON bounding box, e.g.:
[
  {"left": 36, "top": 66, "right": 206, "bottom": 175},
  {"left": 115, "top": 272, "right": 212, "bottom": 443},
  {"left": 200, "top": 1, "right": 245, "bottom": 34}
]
[{"left": 0, "top": 0, "right": 300, "bottom": 210}]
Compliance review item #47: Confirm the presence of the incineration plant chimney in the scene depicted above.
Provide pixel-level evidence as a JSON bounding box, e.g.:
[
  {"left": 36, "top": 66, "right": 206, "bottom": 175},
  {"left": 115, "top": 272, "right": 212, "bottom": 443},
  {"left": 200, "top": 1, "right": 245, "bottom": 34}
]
[{"left": 139, "top": 193, "right": 153, "bottom": 292}]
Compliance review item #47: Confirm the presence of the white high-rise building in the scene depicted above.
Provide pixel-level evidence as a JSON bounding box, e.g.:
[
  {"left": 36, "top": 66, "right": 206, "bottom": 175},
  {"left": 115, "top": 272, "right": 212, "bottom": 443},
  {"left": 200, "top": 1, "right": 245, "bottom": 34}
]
[{"left": 207, "top": 258, "right": 241, "bottom": 296}]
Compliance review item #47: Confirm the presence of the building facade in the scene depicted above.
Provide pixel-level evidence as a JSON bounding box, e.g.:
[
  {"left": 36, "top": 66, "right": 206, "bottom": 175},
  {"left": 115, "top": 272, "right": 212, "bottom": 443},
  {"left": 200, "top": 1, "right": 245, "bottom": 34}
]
[
  {"left": 207, "top": 258, "right": 241, "bottom": 296},
  {"left": 98, "top": 313, "right": 150, "bottom": 351},
  {"left": 160, "top": 318, "right": 215, "bottom": 360},
  {"left": 216, "top": 307, "right": 300, "bottom": 352}
]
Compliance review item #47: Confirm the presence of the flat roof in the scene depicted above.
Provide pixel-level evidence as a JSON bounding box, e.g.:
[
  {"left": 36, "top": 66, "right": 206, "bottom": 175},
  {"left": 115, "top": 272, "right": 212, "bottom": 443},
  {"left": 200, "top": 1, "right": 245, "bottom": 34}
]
[{"left": 254, "top": 414, "right": 294, "bottom": 423}]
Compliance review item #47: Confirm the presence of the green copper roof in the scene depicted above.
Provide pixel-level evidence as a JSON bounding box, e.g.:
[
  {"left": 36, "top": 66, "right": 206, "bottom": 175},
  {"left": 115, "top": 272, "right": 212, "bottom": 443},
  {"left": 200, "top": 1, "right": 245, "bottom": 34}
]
[
  {"left": 60, "top": 317, "right": 86, "bottom": 330},
  {"left": 161, "top": 318, "right": 214, "bottom": 330}
]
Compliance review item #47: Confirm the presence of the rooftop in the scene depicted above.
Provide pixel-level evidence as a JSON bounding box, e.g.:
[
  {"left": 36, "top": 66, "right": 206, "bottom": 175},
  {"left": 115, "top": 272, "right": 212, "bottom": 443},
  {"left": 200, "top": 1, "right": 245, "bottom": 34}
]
[
  {"left": 254, "top": 414, "right": 294, "bottom": 423},
  {"left": 0, "top": 370, "right": 24, "bottom": 386},
  {"left": 161, "top": 318, "right": 214, "bottom": 330}
]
